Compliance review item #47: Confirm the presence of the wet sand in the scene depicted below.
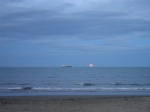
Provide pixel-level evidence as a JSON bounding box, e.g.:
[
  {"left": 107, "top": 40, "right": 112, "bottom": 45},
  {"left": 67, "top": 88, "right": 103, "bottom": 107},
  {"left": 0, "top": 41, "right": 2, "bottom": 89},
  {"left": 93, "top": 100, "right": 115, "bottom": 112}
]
[{"left": 0, "top": 96, "right": 150, "bottom": 112}]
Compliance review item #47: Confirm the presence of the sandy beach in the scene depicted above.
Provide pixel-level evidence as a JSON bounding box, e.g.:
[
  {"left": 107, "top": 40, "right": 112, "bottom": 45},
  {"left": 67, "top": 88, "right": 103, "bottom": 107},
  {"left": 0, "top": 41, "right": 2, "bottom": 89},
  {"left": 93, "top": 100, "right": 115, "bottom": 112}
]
[{"left": 0, "top": 96, "right": 150, "bottom": 112}]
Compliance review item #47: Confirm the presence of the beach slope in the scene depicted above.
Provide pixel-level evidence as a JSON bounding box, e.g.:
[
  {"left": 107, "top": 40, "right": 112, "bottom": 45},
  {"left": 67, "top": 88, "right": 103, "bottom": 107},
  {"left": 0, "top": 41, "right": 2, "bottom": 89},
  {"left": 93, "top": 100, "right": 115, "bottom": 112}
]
[{"left": 0, "top": 96, "right": 150, "bottom": 112}]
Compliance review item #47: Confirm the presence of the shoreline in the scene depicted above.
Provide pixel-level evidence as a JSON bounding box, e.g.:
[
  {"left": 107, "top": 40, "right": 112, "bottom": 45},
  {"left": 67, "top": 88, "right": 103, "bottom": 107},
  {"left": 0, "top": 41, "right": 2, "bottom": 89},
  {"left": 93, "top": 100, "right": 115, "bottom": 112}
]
[
  {"left": 0, "top": 95, "right": 150, "bottom": 112},
  {"left": 1, "top": 94, "right": 150, "bottom": 98}
]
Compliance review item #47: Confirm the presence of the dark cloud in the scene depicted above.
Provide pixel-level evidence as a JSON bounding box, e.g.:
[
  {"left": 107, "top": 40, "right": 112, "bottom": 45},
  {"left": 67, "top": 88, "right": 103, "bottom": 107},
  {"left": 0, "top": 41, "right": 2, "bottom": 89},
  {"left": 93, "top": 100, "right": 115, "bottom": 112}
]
[
  {"left": 0, "top": 0, "right": 150, "bottom": 50},
  {"left": 0, "top": 0, "right": 150, "bottom": 67},
  {"left": 1, "top": 9, "right": 149, "bottom": 40}
]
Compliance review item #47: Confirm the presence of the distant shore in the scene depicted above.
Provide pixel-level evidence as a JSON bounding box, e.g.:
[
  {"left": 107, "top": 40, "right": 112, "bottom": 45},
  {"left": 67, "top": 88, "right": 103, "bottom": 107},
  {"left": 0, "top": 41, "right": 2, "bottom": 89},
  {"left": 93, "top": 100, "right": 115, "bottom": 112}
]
[{"left": 0, "top": 95, "right": 150, "bottom": 112}]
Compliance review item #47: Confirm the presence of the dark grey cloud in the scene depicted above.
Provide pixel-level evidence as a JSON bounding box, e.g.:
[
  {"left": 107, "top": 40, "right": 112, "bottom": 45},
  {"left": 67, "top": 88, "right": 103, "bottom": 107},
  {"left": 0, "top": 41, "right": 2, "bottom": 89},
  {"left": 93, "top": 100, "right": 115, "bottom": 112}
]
[
  {"left": 1, "top": 9, "right": 149, "bottom": 39},
  {"left": 0, "top": 0, "right": 150, "bottom": 52}
]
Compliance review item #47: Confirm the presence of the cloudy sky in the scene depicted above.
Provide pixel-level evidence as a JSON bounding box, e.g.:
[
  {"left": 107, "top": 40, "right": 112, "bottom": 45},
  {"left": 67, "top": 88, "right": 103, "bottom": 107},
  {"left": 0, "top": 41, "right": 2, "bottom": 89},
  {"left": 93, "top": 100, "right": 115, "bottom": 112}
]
[{"left": 0, "top": 0, "right": 150, "bottom": 67}]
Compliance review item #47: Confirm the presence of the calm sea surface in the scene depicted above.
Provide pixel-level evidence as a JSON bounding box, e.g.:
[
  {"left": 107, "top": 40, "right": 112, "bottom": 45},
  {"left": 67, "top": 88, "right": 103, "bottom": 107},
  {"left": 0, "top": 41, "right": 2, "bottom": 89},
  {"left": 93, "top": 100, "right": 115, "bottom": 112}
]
[{"left": 0, "top": 67, "right": 150, "bottom": 96}]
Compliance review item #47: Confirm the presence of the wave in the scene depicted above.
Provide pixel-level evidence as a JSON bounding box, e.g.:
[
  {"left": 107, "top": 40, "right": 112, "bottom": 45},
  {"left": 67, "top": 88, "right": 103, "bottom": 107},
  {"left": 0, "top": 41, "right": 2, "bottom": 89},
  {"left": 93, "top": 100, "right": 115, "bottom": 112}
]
[
  {"left": 75, "top": 83, "right": 96, "bottom": 86},
  {"left": 110, "top": 83, "right": 150, "bottom": 86},
  {"left": 74, "top": 83, "right": 150, "bottom": 86},
  {"left": 33, "top": 87, "right": 150, "bottom": 91},
  {"left": 0, "top": 83, "right": 30, "bottom": 86},
  {"left": 4, "top": 87, "right": 33, "bottom": 90},
  {"left": 1, "top": 87, "right": 150, "bottom": 92},
  {"left": 1, "top": 82, "right": 150, "bottom": 87}
]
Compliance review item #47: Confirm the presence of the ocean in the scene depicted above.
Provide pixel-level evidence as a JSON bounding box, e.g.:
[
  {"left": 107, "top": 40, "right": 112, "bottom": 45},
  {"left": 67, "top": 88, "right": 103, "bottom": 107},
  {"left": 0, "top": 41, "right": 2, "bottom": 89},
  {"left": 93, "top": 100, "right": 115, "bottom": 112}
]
[{"left": 0, "top": 67, "right": 150, "bottom": 96}]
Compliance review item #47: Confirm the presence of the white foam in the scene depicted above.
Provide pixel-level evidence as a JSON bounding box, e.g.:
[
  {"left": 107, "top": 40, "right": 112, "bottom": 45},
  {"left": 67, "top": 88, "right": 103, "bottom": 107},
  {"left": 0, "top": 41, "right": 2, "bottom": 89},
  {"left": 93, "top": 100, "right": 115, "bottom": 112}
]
[{"left": 1, "top": 87, "right": 150, "bottom": 92}]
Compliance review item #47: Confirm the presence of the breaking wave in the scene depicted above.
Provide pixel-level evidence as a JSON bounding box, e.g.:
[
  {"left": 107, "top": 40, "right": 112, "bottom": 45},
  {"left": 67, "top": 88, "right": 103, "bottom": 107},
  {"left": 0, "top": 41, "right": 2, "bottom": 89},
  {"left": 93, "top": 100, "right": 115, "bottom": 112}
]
[
  {"left": 74, "top": 83, "right": 150, "bottom": 86},
  {"left": 75, "top": 83, "right": 96, "bottom": 86},
  {"left": 1, "top": 87, "right": 150, "bottom": 92}
]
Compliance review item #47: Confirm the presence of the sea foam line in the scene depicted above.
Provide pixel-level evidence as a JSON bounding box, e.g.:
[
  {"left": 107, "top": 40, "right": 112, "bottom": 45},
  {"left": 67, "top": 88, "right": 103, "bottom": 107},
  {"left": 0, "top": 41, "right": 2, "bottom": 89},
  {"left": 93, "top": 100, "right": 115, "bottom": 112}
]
[{"left": 1, "top": 87, "right": 150, "bottom": 92}]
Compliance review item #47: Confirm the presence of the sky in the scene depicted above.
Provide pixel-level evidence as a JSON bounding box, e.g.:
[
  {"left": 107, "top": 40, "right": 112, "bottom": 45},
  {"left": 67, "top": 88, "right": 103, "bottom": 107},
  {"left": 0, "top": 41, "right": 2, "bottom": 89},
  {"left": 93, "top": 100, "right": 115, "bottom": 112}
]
[{"left": 0, "top": 0, "right": 150, "bottom": 67}]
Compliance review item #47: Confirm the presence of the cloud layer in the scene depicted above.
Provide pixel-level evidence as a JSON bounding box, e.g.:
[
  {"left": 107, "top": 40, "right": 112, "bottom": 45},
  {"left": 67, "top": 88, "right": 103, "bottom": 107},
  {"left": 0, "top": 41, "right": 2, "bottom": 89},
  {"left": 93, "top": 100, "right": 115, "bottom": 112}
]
[{"left": 0, "top": 0, "right": 150, "bottom": 58}]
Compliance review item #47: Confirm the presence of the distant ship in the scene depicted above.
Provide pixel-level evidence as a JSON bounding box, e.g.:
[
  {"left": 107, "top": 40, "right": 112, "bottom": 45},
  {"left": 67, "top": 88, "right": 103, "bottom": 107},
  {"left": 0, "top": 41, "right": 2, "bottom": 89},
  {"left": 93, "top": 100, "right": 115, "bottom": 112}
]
[{"left": 61, "top": 65, "right": 72, "bottom": 67}]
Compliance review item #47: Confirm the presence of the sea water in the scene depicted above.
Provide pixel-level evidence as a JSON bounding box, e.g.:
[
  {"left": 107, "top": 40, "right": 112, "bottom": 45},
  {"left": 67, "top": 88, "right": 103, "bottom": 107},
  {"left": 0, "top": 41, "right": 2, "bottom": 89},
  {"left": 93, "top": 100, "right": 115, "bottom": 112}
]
[{"left": 0, "top": 67, "right": 150, "bottom": 96}]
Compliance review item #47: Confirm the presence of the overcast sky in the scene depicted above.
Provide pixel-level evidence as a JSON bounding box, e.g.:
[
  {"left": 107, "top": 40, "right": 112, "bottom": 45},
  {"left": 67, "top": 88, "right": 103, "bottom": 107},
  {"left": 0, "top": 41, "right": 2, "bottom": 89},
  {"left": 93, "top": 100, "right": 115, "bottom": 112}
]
[{"left": 0, "top": 0, "right": 150, "bottom": 67}]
